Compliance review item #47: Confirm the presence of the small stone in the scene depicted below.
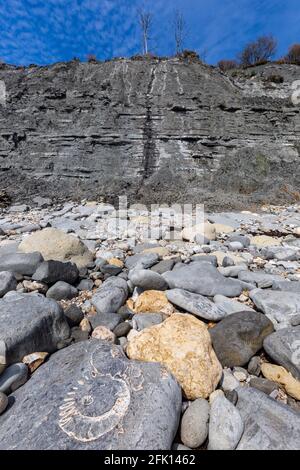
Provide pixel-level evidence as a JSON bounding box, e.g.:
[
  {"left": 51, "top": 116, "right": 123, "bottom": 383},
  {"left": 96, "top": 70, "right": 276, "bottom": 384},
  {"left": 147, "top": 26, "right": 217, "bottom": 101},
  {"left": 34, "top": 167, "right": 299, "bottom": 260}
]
[
  {"left": 100, "top": 264, "right": 122, "bottom": 276},
  {"left": 79, "top": 318, "right": 91, "bottom": 333},
  {"left": 108, "top": 258, "right": 124, "bottom": 268},
  {"left": 22, "top": 352, "right": 49, "bottom": 373},
  {"left": 0, "top": 391, "right": 8, "bottom": 414},
  {"left": 228, "top": 241, "right": 244, "bottom": 251},
  {"left": 113, "top": 322, "right": 132, "bottom": 337},
  {"left": 251, "top": 235, "right": 281, "bottom": 247},
  {"left": 180, "top": 399, "right": 210, "bottom": 449},
  {"left": 23, "top": 280, "right": 48, "bottom": 294},
  {"left": 261, "top": 363, "right": 300, "bottom": 400},
  {"left": 77, "top": 279, "right": 94, "bottom": 291},
  {"left": 0, "top": 271, "right": 17, "bottom": 297},
  {"left": 88, "top": 312, "right": 122, "bottom": 331},
  {"left": 64, "top": 304, "right": 84, "bottom": 327},
  {"left": 92, "top": 326, "right": 116, "bottom": 343},
  {"left": 70, "top": 327, "right": 89, "bottom": 343},
  {"left": 134, "top": 290, "right": 173, "bottom": 314},
  {"left": 233, "top": 367, "right": 248, "bottom": 382},
  {"left": 250, "top": 377, "right": 279, "bottom": 396},
  {"left": 32, "top": 260, "right": 79, "bottom": 286},
  {"left": 248, "top": 356, "right": 261, "bottom": 376},
  {"left": 208, "top": 394, "right": 244, "bottom": 450},
  {"left": 0, "top": 363, "right": 28, "bottom": 394},
  {"left": 129, "top": 269, "right": 169, "bottom": 291},
  {"left": 220, "top": 369, "right": 240, "bottom": 392},
  {"left": 224, "top": 390, "right": 238, "bottom": 405},
  {"left": 222, "top": 256, "right": 235, "bottom": 267},
  {"left": 46, "top": 281, "right": 78, "bottom": 301},
  {"left": 133, "top": 313, "right": 165, "bottom": 331}
]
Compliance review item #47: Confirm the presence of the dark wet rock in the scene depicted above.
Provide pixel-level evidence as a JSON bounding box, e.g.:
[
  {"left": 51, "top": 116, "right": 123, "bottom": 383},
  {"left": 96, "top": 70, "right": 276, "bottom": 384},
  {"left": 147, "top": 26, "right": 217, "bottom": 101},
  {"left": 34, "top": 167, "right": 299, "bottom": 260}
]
[
  {"left": 32, "top": 260, "right": 79, "bottom": 285},
  {"left": 0, "top": 252, "right": 43, "bottom": 276},
  {"left": 210, "top": 310, "right": 274, "bottom": 367}
]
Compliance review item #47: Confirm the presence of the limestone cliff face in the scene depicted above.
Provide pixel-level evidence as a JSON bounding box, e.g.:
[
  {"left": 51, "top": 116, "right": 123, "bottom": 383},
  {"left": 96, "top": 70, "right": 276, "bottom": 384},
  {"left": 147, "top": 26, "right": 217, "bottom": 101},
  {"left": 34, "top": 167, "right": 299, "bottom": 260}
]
[{"left": 0, "top": 58, "right": 299, "bottom": 209}]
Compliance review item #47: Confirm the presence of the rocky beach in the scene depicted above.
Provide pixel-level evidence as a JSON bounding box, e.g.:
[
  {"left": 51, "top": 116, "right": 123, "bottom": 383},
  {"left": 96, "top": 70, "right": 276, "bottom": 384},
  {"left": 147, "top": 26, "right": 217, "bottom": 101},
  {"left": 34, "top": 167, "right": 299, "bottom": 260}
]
[{"left": 0, "top": 199, "right": 299, "bottom": 450}]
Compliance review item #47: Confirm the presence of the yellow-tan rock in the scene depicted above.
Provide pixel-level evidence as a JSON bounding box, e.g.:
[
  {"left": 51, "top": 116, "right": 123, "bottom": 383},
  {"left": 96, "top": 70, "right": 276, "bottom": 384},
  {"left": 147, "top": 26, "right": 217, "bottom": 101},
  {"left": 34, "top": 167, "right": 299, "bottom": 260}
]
[
  {"left": 19, "top": 227, "right": 93, "bottom": 269},
  {"left": 126, "top": 313, "right": 222, "bottom": 400},
  {"left": 134, "top": 290, "right": 174, "bottom": 314},
  {"left": 22, "top": 352, "right": 49, "bottom": 373},
  {"left": 108, "top": 258, "right": 124, "bottom": 268},
  {"left": 261, "top": 363, "right": 300, "bottom": 400},
  {"left": 213, "top": 223, "right": 235, "bottom": 235},
  {"left": 251, "top": 235, "right": 281, "bottom": 247}
]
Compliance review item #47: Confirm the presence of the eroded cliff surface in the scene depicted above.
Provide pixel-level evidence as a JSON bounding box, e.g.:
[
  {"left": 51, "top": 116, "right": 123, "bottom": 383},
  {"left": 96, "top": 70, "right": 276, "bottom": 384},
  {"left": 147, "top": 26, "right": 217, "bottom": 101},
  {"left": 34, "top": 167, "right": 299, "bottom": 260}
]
[{"left": 0, "top": 58, "right": 299, "bottom": 209}]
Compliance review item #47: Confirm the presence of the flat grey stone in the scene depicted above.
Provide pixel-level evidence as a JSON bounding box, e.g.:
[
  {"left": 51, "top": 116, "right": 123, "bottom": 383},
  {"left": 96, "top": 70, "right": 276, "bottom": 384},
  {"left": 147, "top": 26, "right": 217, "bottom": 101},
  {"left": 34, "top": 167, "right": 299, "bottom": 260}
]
[
  {"left": 46, "top": 281, "right": 78, "bottom": 301},
  {"left": 77, "top": 279, "right": 94, "bottom": 291},
  {"left": 0, "top": 252, "right": 43, "bottom": 276},
  {"left": 125, "top": 253, "right": 159, "bottom": 270},
  {"left": 0, "top": 341, "right": 182, "bottom": 450},
  {"left": 214, "top": 295, "right": 254, "bottom": 315},
  {"left": 128, "top": 269, "right": 168, "bottom": 291},
  {"left": 263, "top": 326, "right": 300, "bottom": 380},
  {"left": 167, "top": 289, "right": 227, "bottom": 321},
  {"left": 249, "top": 377, "right": 279, "bottom": 395},
  {"left": 163, "top": 262, "right": 244, "bottom": 298},
  {"left": 0, "top": 293, "right": 70, "bottom": 364},
  {"left": 151, "top": 259, "right": 176, "bottom": 274},
  {"left": 250, "top": 288, "right": 300, "bottom": 329},
  {"left": 218, "top": 265, "right": 247, "bottom": 278},
  {"left": 0, "top": 363, "right": 28, "bottom": 394},
  {"left": 210, "top": 311, "right": 274, "bottom": 367},
  {"left": 208, "top": 394, "right": 244, "bottom": 450},
  {"left": 88, "top": 312, "right": 122, "bottom": 331},
  {"left": 180, "top": 399, "right": 210, "bottom": 449},
  {"left": 133, "top": 313, "right": 165, "bottom": 331},
  {"left": 238, "top": 271, "right": 282, "bottom": 288},
  {"left": 91, "top": 277, "right": 128, "bottom": 314},
  {"left": 190, "top": 255, "right": 218, "bottom": 266},
  {"left": 236, "top": 386, "right": 300, "bottom": 450},
  {"left": 0, "top": 272, "right": 17, "bottom": 297}
]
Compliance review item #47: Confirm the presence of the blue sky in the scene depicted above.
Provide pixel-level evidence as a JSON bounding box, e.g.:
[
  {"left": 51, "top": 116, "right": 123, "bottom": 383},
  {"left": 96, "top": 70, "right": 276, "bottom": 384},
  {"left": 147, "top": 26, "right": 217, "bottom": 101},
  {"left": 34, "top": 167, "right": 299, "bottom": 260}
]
[{"left": 0, "top": 0, "right": 300, "bottom": 65}]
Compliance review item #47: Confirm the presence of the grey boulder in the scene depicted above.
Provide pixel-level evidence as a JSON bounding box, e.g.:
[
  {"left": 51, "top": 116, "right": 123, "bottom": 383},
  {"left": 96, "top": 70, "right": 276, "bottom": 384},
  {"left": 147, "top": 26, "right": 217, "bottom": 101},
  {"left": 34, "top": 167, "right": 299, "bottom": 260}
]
[
  {"left": 236, "top": 387, "right": 300, "bottom": 450},
  {"left": 33, "top": 260, "right": 79, "bottom": 285},
  {"left": 0, "top": 340, "right": 182, "bottom": 450},
  {"left": 272, "top": 280, "right": 300, "bottom": 294},
  {"left": 263, "top": 326, "right": 300, "bottom": 380},
  {"left": 0, "top": 252, "right": 43, "bottom": 276},
  {"left": 167, "top": 289, "right": 226, "bottom": 321},
  {"left": 210, "top": 311, "right": 274, "bottom": 367},
  {"left": 0, "top": 272, "right": 17, "bottom": 297},
  {"left": 0, "top": 293, "right": 70, "bottom": 364},
  {"left": 163, "top": 262, "right": 244, "bottom": 298},
  {"left": 125, "top": 253, "right": 159, "bottom": 270}
]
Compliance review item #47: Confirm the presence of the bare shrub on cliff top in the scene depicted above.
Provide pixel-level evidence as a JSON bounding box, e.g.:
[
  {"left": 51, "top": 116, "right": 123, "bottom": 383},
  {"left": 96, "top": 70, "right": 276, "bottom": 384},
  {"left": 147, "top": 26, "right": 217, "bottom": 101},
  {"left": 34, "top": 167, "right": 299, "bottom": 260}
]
[
  {"left": 173, "top": 10, "right": 187, "bottom": 55},
  {"left": 239, "top": 35, "right": 277, "bottom": 67},
  {"left": 218, "top": 60, "right": 238, "bottom": 72},
  {"left": 138, "top": 9, "right": 153, "bottom": 55},
  {"left": 285, "top": 44, "right": 300, "bottom": 64}
]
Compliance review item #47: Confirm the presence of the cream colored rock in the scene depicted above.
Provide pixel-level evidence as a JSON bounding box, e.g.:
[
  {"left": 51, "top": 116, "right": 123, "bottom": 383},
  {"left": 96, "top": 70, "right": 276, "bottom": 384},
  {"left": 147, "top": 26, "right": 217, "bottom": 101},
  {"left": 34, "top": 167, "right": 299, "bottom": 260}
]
[
  {"left": 18, "top": 228, "right": 93, "bottom": 268},
  {"left": 22, "top": 352, "right": 49, "bottom": 373},
  {"left": 209, "top": 389, "right": 224, "bottom": 404},
  {"left": 293, "top": 227, "right": 300, "bottom": 236},
  {"left": 134, "top": 290, "right": 174, "bottom": 314},
  {"left": 181, "top": 222, "right": 216, "bottom": 242},
  {"left": 92, "top": 326, "right": 116, "bottom": 343},
  {"left": 23, "top": 280, "right": 48, "bottom": 294},
  {"left": 126, "top": 313, "right": 222, "bottom": 400},
  {"left": 214, "top": 223, "right": 235, "bottom": 235},
  {"left": 79, "top": 318, "right": 92, "bottom": 333},
  {"left": 261, "top": 363, "right": 300, "bottom": 401},
  {"left": 143, "top": 246, "right": 170, "bottom": 257},
  {"left": 251, "top": 235, "right": 281, "bottom": 247}
]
